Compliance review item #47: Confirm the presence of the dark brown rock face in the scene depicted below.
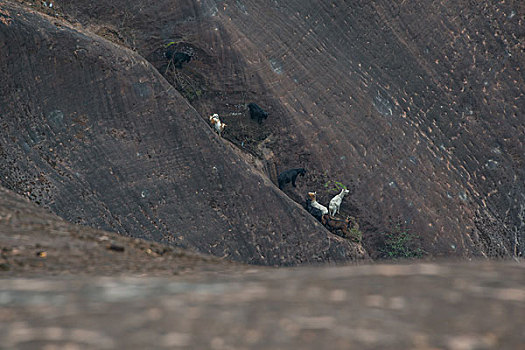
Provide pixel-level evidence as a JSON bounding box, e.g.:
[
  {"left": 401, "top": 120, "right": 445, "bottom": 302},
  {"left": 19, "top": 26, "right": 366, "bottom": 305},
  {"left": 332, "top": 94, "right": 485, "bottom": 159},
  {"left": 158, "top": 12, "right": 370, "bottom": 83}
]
[
  {"left": 1, "top": 0, "right": 524, "bottom": 261},
  {"left": 0, "top": 185, "right": 242, "bottom": 276},
  {"left": 0, "top": 1, "right": 366, "bottom": 265}
]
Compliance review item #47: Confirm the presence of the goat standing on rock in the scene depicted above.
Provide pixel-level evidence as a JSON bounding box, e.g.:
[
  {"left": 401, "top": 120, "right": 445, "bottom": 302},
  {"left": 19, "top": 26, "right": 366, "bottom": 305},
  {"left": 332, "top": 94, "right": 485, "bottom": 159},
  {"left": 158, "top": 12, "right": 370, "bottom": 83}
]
[
  {"left": 305, "top": 197, "right": 324, "bottom": 222},
  {"left": 307, "top": 192, "right": 328, "bottom": 216},
  {"left": 278, "top": 168, "right": 306, "bottom": 190},
  {"left": 209, "top": 113, "right": 226, "bottom": 137},
  {"left": 322, "top": 215, "right": 352, "bottom": 238},
  {"left": 248, "top": 102, "right": 268, "bottom": 124},
  {"left": 329, "top": 188, "right": 349, "bottom": 217}
]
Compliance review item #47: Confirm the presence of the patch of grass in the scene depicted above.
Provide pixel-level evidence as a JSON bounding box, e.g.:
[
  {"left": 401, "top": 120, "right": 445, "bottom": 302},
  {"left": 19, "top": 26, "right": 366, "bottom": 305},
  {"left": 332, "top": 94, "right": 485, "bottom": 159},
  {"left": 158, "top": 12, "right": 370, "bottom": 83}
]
[
  {"left": 381, "top": 222, "right": 425, "bottom": 259},
  {"left": 323, "top": 180, "right": 347, "bottom": 193},
  {"left": 180, "top": 87, "right": 203, "bottom": 102},
  {"left": 348, "top": 226, "right": 362, "bottom": 243}
]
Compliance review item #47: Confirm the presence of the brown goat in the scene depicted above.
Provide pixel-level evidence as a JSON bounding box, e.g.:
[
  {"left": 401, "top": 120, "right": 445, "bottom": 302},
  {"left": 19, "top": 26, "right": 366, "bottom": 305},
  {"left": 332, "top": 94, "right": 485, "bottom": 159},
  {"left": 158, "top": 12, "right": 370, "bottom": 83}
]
[
  {"left": 322, "top": 214, "right": 352, "bottom": 238},
  {"left": 209, "top": 113, "right": 226, "bottom": 137}
]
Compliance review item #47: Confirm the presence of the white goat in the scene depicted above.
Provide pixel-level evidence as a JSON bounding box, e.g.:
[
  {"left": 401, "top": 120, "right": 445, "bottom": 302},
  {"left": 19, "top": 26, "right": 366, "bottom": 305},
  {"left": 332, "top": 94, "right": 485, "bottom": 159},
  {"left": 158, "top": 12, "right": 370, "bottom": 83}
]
[
  {"left": 209, "top": 113, "right": 226, "bottom": 137},
  {"left": 307, "top": 191, "right": 328, "bottom": 216},
  {"left": 329, "top": 188, "right": 349, "bottom": 217}
]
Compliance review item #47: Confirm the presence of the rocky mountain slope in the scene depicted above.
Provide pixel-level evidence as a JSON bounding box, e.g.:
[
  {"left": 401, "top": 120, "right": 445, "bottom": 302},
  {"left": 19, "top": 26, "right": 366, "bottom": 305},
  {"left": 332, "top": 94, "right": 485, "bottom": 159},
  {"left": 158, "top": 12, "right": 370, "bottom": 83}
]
[
  {"left": 0, "top": 0, "right": 366, "bottom": 265},
  {"left": 0, "top": 185, "right": 247, "bottom": 276},
  {"left": 1, "top": 0, "right": 523, "bottom": 263}
]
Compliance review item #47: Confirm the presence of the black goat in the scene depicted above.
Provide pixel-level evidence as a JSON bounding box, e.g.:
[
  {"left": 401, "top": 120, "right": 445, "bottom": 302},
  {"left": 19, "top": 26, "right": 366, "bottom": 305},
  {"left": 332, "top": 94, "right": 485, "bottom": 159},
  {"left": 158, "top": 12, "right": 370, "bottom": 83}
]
[
  {"left": 165, "top": 49, "right": 192, "bottom": 68},
  {"left": 278, "top": 168, "right": 306, "bottom": 190},
  {"left": 248, "top": 103, "right": 268, "bottom": 124}
]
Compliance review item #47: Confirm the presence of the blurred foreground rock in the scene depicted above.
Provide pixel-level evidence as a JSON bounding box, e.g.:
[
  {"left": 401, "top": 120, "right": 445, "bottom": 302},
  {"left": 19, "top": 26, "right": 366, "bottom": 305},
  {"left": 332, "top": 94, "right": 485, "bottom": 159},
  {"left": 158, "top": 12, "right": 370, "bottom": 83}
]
[{"left": 1, "top": 262, "right": 524, "bottom": 350}]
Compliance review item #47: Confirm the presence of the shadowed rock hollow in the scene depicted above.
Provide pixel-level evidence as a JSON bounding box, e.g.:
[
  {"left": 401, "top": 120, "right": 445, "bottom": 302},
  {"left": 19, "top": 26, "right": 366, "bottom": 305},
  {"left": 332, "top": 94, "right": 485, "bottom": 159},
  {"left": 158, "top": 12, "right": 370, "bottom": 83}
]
[{"left": 0, "top": 0, "right": 523, "bottom": 263}]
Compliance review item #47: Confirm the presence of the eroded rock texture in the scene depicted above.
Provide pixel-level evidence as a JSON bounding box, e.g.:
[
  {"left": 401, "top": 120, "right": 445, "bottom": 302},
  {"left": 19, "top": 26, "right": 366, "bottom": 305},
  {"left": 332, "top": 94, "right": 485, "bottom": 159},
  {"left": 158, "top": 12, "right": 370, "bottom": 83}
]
[
  {"left": 0, "top": 1, "right": 367, "bottom": 265},
  {"left": 1, "top": 0, "right": 524, "bottom": 261}
]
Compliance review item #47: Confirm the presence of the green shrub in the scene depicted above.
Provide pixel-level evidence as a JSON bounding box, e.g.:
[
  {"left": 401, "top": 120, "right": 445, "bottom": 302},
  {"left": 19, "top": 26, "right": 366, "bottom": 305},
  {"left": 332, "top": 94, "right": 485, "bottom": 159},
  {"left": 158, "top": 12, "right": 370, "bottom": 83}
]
[
  {"left": 381, "top": 223, "right": 424, "bottom": 259},
  {"left": 348, "top": 226, "right": 362, "bottom": 243}
]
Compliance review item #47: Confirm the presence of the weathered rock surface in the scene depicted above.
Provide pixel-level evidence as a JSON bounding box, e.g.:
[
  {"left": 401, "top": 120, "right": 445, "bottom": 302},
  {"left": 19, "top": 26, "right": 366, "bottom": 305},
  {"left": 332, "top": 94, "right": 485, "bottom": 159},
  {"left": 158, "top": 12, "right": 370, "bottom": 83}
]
[
  {"left": 1, "top": 0, "right": 523, "bottom": 261},
  {"left": 0, "top": 1, "right": 366, "bottom": 265},
  {"left": 0, "top": 185, "right": 246, "bottom": 276}
]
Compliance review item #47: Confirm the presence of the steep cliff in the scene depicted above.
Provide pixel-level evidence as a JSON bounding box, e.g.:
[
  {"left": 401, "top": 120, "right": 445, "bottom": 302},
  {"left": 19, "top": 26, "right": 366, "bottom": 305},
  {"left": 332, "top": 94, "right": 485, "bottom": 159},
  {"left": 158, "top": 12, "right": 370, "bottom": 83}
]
[
  {"left": 1, "top": 0, "right": 523, "bottom": 261},
  {"left": 0, "top": 1, "right": 366, "bottom": 265}
]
